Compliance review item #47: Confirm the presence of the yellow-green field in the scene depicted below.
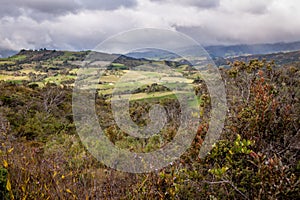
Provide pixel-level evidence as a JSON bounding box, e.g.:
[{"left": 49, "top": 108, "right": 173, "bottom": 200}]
[
  {"left": 121, "top": 91, "right": 185, "bottom": 101},
  {"left": 0, "top": 61, "right": 15, "bottom": 65},
  {"left": 93, "top": 69, "right": 197, "bottom": 101},
  {"left": 0, "top": 74, "right": 29, "bottom": 81},
  {"left": 19, "top": 68, "right": 47, "bottom": 75},
  {"left": 44, "top": 75, "right": 76, "bottom": 84},
  {"left": 0, "top": 62, "right": 198, "bottom": 101}
]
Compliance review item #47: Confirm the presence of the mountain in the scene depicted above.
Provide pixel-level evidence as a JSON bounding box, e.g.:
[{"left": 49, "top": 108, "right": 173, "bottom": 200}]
[
  {"left": 205, "top": 41, "right": 300, "bottom": 58},
  {"left": 3, "top": 46, "right": 300, "bottom": 71},
  {"left": 126, "top": 48, "right": 179, "bottom": 60},
  {"left": 0, "top": 49, "right": 161, "bottom": 73},
  {"left": 225, "top": 50, "right": 300, "bottom": 66},
  {"left": 124, "top": 41, "right": 300, "bottom": 61},
  {"left": 2, "top": 41, "right": 300, "bottom": 60}
]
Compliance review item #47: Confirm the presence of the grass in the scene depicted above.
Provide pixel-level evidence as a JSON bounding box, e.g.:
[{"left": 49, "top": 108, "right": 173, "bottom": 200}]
[
  {"left": 19, "top": 68, "right": 46, "bottom": 75},
  {"left": 108, "top": 63, "right": 128, "bottom": 70},
  {"left": 44, "top": 75, "right": 76, "bottom": 84},
  {"left": 0, "top": 61, "right": 15, "bottom": 65},
  {"left": 112, "top": 63, "right": 125, "bottom": 67},
  {"left": 98, "top": 89, "right": 113, "bottom": 95},
  {"left": 94, "top": 69, "right": 198, "bottom": 102},
  {"left": 0, "top": 74, "right": 29, "bottom": 81},
  {"left": 100, "top": 75, "right": 120, "bottom": 83},
  {"left": 129, "top": 91, "right": 178, "bottom": 101},
  {"left": 109, "top": 91, "right": 189, "bottom": 101},
  {"left": 69, "top": 68, "right": 79, "bottom": 74},
  {"left": 8, "top": 55, "right": 27, "bottom": 61},
  {"left": 98, "top": 83, "right": 115, "bottom": 90}
]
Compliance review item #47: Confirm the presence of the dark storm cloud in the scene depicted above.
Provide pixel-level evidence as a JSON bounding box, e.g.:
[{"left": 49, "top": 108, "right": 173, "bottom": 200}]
[
  {"left": 0, "top": 0, "right": 137, "bottom": 18},
  {"left": 21, "top": 0, "right": 79, "bottom": 14},
  {"left": 0, "top": 0, "right": 78, "bottom": 17}
]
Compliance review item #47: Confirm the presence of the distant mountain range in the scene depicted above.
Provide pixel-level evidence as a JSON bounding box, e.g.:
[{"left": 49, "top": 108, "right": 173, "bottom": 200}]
[
  {"left": 4, "top": 41, "right": 300, "bottom": 60},
  {"left": 125, "top": 41, "right": 300, "bottom": 60},
  {"left": 2, "top": 41, "right": 300, "bottom": 60},
  {"left": 205, "top": 41, "right": 300, "bottom": 58},
  {"left": 126, "top": 49, "right": 179, "bottom": 60},
  {"left": 1, "top": 41, "right": 300, "bottom": 68},
  {"left": 225, "top": 49, "right": 300, "bottom": 67}
]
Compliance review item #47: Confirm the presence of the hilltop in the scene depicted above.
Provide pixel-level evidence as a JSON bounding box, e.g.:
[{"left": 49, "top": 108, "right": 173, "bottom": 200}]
[{"left": 214, "top": 49, "right": 300, "bottom": 67}]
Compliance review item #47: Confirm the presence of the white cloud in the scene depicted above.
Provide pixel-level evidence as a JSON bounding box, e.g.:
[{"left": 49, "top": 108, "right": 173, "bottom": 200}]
[{"left": 0, "top": 0, "right": 299, "bottom": 51}]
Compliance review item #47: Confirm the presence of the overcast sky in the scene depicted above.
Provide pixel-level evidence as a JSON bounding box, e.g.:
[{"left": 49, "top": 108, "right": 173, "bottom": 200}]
[{"left": 0, "top": 0, "right": 300, "bottom": 51}]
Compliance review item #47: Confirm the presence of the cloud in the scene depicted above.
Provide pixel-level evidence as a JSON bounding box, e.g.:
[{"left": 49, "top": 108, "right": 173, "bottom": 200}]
[
  {"left": 0, "top": 8, "right": 141, "bottom": 50},
  {"left": 174, "top": 0, "right": 300, "bottom": 45},
  {"left": 220, "top": 0, "right": 272, "bottom": 14},
  {"left": 0, "top": 0, "right": 137, "bottom": 18},
  {"left": 149, "top": 0, "right": 220, "bottom": 9},
  {"left": 82, "top": 0, "right": 137, "bottom": 11},
  {"left": 0, "top": 0, "right": 299, "bottom": 52},
  {"left": 0, "top": 0, "right": 78, "bottom": 18}
]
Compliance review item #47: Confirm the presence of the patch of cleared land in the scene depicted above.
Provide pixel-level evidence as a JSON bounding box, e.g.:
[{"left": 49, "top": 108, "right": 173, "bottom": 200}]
[{"left": 0, "top": 74, "right": 29, "bottom": 81}]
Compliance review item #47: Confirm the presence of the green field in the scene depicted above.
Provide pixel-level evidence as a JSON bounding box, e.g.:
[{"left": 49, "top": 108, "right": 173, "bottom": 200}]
[
  {"left": 0, "top": 60, "right": 15, "bottom": 65},
  {"left": 0, "top": 61, "right": 198, "bottom": 103},
  {"left": 8, "top": 54, "right": 27, "bottom": 61},
  {"left": 44, "top": 74, "right": 76, "bottom": 84},
  {"left": 0, "top": 74, "right": 29, "bottom": 81},
  {"left": 0, "top": 50, "right": 199, "bottom": 103}
]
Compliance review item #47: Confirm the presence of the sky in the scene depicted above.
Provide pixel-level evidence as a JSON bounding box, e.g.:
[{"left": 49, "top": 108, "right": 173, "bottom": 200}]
[{"left": 0, "top": 0, "right": 300, "bottom": 51}]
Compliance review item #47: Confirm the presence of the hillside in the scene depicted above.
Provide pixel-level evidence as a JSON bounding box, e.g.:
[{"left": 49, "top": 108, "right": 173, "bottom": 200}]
[
  {"left": 212, "top": 49, "right": 300, "bottom": 67},
  {"left": 206, "top": 41, "right": 300, "bottom": 58},
  {"left": 0, "top": 45, "right": 299, "bottom": 199},
  {"left": 1, "top": 48, "right": 300, "bottom": 89},
  {"left": 226, "top": 50, "right": 300, "bottom": 66},
  {"left": 0, "top": 54, "right": 299, "bottom": 199}
]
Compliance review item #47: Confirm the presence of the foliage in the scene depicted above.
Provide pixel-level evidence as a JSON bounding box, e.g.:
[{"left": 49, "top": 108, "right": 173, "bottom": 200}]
[{"left": 0, "top": 59, "right": 299, "bottom": 199}]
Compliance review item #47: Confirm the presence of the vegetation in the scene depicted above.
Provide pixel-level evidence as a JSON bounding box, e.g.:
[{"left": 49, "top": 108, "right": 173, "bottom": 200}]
[{"left": 0, "top": 49, "right": 299, "bottom": 199}]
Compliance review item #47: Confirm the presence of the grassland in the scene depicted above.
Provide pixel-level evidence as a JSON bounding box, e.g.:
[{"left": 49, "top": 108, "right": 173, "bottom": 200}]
[
  {"left": 0, "top": 63, "right": 197, "bottom": 101},
  {"left": 44, "top": 75, "right": 76, "bottom": 84},
  {"left": 0, "top": 74, "right": 29, "bottom": 81},
  {"left": 0, "top": 49, "right": 199, "bottom": 103},
  {"left": 0, "top": 61, "right": 15, "bottom": 65}
]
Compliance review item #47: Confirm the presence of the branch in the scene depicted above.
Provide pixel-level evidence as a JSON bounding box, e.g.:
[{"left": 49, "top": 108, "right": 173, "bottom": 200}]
[{"left": 200, "top": 179, "right": 249, "bottom": 200}]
